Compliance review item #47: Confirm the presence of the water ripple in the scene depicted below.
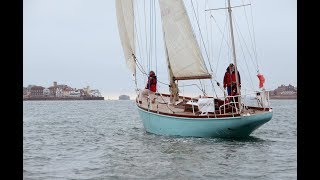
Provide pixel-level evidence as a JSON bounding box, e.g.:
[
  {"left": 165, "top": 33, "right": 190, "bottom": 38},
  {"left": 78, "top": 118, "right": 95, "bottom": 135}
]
[{"left": 24, "top": 100, "right": 296, "bottom": 179}]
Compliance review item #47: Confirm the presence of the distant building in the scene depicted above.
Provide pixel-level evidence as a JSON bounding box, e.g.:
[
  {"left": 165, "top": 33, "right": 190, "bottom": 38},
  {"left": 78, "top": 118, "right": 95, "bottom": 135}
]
[
  {"left": 119, "top": 95, "right": 130, "bottom": 100},
  {"left": 48, "top": 86, "right": 56, "bottom": 97},
  {"left": 23, "top": 87, "right": 28, "bottom": 96},
  {"left": 62, "top": 87, "right": 73, "bottom": 97},
  {"left": 69, "top": 89, "right": 81, "bottom": 97},
  {"left": 270, "top": 84, "right": 297, "bottom": 99},
  {"left": 83, "top": 86, "right": 90, "bottom": 96},
  {"left": 24, "top": 82, "right": 104, "bottom": 100},
  {"left": 89, "top": 89, "right": 102, "bottom": 97},
  {"left": 27, "top": 85, "right": 35, "bottom": 93},
  {"left": 56, "top": 88, "right": 63, "bottom": 97},
  {"left": 30, "top": 86, "right": 45, "bottom": 97},
  {"left": 43, "top": 88, "right": 50, "bottom": 96},
  {"left": 48, "top": 81, "right": 58, "bottom": 97},
  {"left": 78, "top": 89, "right": 85, "bottom": 96},
  {"left": 48, "top": 81, "right": 72, "bottom": 97}
]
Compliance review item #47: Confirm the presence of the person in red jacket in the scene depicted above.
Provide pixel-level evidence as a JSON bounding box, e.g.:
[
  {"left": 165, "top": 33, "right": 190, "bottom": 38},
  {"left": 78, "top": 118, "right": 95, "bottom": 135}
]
[
  {"left": 223, "top": 63, "right": 241, "bottom": 96},
  {"left": 138, "top": 71, "right": 157, "bottom": 104},
  {"left": 146, "top": 71, "right": 157, "bottom": 93}
]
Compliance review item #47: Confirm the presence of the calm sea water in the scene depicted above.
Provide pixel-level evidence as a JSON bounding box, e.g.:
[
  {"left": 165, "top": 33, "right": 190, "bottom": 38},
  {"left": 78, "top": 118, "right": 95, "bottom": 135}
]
[{"left": 23, "top": 100, "right": 296, "bottom": 179}]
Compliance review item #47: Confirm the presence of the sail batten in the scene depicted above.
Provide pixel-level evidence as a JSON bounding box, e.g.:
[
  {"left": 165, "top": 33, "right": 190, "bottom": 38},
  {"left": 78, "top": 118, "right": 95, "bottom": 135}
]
[
  {"left": 115, "top": 0, "right": 135, "bottom": 74},
  {"left": 159, "top": 0, "right": 211, "bottom": 80}
]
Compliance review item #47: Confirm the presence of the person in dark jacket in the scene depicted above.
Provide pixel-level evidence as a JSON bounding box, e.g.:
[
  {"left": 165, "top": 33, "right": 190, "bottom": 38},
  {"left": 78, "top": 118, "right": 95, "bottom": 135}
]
[{"left": 223, "top": 63, "right": 241, "bottom": 96}]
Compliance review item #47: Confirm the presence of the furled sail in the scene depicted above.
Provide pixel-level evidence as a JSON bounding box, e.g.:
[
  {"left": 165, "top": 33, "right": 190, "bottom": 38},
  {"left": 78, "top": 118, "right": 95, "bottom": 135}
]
[
  {"left": 115, "top": 0, "right": 136, "bottom": 74},
  {"left": 158, "top": 0, "right": 211, "bottom": 80}
]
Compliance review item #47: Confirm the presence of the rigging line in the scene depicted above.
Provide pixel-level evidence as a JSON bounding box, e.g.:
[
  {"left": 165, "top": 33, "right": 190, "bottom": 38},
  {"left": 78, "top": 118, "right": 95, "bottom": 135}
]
[
  {"left": 190, "top": 0, "right": 214, "bottom": 73},
  {"left": 158, "top": 80, "right": 206, "bottom": 95},
  {"left": 147, "top": 0, "right": 153, "bottom": 101},
  {"left": 154, "top": 0, "right": 158, "bottom": 78},
  {"left": 233, "top": 32, "right": 255, "bottom": 90},
  {"left": 135, "top": 59, "right": 148, "bottom": 84},
  {"left": 153, "top": 0, "right": 160, "bottom": 105},
  {"left": 135, "top": 0, "right": 146, "bottom": 70},
  {"left": 238, "top": 62, "right": 255, "bottom": 91},
  {"left": 191, "top": 0, "right": 199, "bottom": 49},
  {"left": 189, "top": 1, "right": 198, "bottom": 46},
  {"left": 157, "top": 80, "right": 170, "bottom": 86},
  {"left": 233, "top": 17, "right": 255, "bottom": 90},
  {"left": 151, "top": 0, "right": 154, "bottom": 70},
  {"left": 208, "top": 14, "right": 232, "bottom": 59},
  {"left": 134, "top": 45, "right": 148, "bottom": 76},
  {"left": 143, "top": 1, "right": 150, "bottom": 73},
  {"left": 204, "top": 0, "right": 214, "bottom": 64},
  {"left": 214, "top": 17, "right": 228, "bottom": 77},
  {"left": 241, "top": 0, "right": 258, "bottom": 70},
  {"left": 248, "top": 0, "right": 259, "bottom": 71},
  {"left": 150, "top": 1, "right": 152, "bottom": 73},
  {"left": 205, "top": 3, "right": 251, "bottom": 11},
  {"left": 148, "top": 1, "right": 152, "bottom": 73},
  {"left": 133, "top": 1, "right": 142, "bottom": 88},
  {"left": 152, "top": 0, "right": 154, "bottom": 69},
  {"left": 136, "top": 59, "right": 147, "bottom": 75},
  {"left": 196, "top": 0, "right": 201, "bottom": 51},
  {"left": 209, "top": 13, "right": 214, "bottom": 75},
  {"left": 199, "top": 79, "right": 205, "bottom": 95},
  {"left": 238, "top": 62, "right": 254, "bottom": 92},
  {"left": 148, "top": 0, "right": 151, "bottom": 71},
  {"left": 209, "top": 20, "right": 214, "bottom": 73},
  {"left": 156, "top": 90, "right": 176, "bottom": 113},
  {"left": 134, "top": 2, "right": 143, "bottom": 71},
  {"left": 233, "top": 15, "right": 258, "bottom": 71},
  {"left": 132, "top": 0, "right": 137, "bottom": 89},
  {"left": 209, "top": 79, "right": 218, "bottom": 98},
  {"left": 236, "top": 1, "right": 259, "bottom": 72},
  {"left": 189, "top": 82, "right": 207, "bottom": 95},
  {"left": 204, "top": 0, "right": 210, "bottom": 61},
  {"left": 177, "top": 83, "right": 198, "bottom": 87},
  {"left": 149, "top": 0, "right": 154, "bottom": 69},
  {"left": 204, "top": 0, "right": 218, "bottom": 98}
]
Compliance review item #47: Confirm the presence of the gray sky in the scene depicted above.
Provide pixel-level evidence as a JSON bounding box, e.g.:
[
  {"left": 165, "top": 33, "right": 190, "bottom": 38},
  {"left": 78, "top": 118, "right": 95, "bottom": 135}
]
[{"left": 23, "top": 0, "right": 296, "bottom": 99}]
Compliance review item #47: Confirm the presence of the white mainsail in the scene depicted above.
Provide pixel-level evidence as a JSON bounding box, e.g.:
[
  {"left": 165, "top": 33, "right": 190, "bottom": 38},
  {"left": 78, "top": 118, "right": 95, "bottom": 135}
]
[
  {"left": 159, "top": 0, "right": 211, "bottom": 80},
  {"left": 115, "top": 0, "right": 136, "bottom": 74}
]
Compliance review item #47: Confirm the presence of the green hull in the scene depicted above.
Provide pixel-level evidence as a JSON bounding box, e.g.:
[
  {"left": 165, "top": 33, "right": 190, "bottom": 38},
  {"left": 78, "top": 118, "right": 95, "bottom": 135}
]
[{"left": 137, "top": 106, "right": 272, "bottom": 138}]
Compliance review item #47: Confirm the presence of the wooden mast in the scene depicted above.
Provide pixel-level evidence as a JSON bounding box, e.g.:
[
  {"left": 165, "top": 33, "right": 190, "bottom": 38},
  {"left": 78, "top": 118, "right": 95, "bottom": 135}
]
[
  {"left": 164, "top": 42, "right": 179, "bottom": 103},
  {"left": 227, "top": 0, "right": 241, "bottom": 109}
]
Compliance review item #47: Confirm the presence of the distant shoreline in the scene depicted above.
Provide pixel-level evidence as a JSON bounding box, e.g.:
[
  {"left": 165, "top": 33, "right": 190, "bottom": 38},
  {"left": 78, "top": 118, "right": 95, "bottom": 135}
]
[
  {"left": 270, "top": 96, "right": 296, "bottom": 100},
  {"left": 23, "top": 96, "right": 104, "bottom": 101}
]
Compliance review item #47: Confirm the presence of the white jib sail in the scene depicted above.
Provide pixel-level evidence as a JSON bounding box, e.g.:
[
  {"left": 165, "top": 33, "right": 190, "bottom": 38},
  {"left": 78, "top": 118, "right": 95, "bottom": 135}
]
[
  {"left": 159, "top": 0, "right": 211, "bottom": 80},
  {"left": 115, "top": 0, "right": 136, "bottom": 74}
]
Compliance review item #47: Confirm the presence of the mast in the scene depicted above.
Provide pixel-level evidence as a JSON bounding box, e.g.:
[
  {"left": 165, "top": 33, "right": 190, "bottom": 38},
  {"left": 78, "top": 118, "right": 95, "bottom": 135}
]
[
  {"left": 227, "top": 0, "right": 241, "bottom": 107},
  {"left": 168, "top": 60, "right": 179, "bottom": 103},
  {"left": 163, "top": 29, "right": 179, "bottom": 103}
]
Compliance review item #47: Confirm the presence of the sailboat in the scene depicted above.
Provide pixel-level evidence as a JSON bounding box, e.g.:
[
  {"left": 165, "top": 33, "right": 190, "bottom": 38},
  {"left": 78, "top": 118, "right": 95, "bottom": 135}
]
[{"left": 115, "top": 0, "right": 272, "bottom": 138}]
